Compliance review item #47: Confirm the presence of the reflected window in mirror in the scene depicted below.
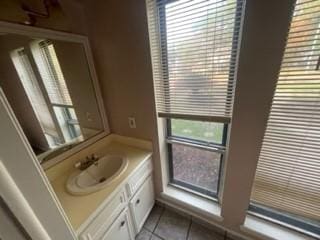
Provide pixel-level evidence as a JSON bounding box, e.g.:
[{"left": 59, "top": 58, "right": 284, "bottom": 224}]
[
  {"left": 30, "top": 40, "right": 83, "bottom": 142},
  {"left": 10, "top": 48, "right": 62, "bottom": 148},
  {"left": 10, "top": 40, "right": 84, "bottom": 157}
]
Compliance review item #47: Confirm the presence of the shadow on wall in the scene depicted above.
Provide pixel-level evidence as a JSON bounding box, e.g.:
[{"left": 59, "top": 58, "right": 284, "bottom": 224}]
[
  {"left": 84, "top": 0, "right": 158, "bottom": 141},
  {"left": 0, "top": 0, "right": 87, "bottom": 34}
]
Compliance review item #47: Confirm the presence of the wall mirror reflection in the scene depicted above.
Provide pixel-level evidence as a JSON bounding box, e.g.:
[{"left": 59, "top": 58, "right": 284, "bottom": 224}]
[{"left": 0, "top": 31, "right": 108, "bottom": 167}]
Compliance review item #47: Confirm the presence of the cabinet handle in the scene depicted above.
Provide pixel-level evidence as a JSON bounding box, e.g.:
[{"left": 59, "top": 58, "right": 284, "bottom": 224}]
[
  {"left": 120, "top": 221, "right": 125, "bottom": 227},
  {"left": 136, "top": 199, "right": 140, "bottom": 205}
]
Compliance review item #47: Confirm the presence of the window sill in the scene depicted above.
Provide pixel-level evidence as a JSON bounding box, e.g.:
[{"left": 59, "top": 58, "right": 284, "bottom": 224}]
[
  {"left": 241, "top": 215, "right": 317, "bottom": 240},
  {"left": 157, "top": 185, "right": 223, "bottom": 223}
]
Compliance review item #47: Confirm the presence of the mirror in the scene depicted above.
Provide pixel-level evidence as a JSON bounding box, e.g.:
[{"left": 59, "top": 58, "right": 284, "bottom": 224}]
[{"left": 0, "top": 30, "right": 108, "bottom": 166}]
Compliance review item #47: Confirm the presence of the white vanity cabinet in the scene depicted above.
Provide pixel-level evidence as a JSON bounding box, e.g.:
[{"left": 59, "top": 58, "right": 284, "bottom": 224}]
[
  {"left": 79, "top": 190, "right": 129, "bottom": 240},
  {"left": 102, "top": 208, "right": 134, "bottom": 240},
  {"left": 129, "top": 176, "right": 154, "bottom": 233},
  {"left": 78, "top": 157, "right": 154, "bottom": 240}
]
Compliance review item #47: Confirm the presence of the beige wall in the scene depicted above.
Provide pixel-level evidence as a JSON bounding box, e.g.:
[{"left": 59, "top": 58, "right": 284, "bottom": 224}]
[
  {"left": 84, "top": 0, "right": 158, "bottom": 141},
  {"left": 84, "top": 0, "right": 162, "bottom": 197}
]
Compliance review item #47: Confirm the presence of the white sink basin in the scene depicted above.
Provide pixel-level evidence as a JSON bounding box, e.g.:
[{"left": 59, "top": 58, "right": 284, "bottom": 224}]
[{"left": 66, "top": 155, "right": 128, "bottom": 195}]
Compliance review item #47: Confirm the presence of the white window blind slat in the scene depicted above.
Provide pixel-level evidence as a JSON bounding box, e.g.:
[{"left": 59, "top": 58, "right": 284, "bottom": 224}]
[
  {"left": 146, "top": 0, "right": 244, "bottom": 123},
  {"left": 251, "top": 0, "right": 320, "bottom": 225},
  {"left": 31, "top": 40, "right": 73, "bottom": 107}
]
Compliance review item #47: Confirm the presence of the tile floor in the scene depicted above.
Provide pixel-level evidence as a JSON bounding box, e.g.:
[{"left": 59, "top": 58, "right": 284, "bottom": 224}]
[{"left": 136, "top": 204, "right": 242, "bottom": 240}]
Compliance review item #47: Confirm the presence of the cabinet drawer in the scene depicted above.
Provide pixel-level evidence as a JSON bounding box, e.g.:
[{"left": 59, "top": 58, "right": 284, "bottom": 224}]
[
  {"left": 79, "top": 189, "right": 127, "bottom": 240},
  {"left": 101, "top": 208, "right": 134, "bottom": 240},
  {"left": 126, "top": 158, "right": 152, "bottom": 198},
  {"left": 129, "top": 176, "right": 155, "bottom": 233}
]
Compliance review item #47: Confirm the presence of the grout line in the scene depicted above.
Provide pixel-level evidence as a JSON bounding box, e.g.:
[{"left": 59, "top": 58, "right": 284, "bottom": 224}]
[
  {"left": 152, "top": 232, "right": 165, "bottom": 240},
  {"left": 142, "top": 227, "right": 153, "bottom": 234},
  {"left": 186, "top": 217, "right": 192, "bottom": 240},
  {"left": 143, "top": 227, "right": 150, "bottom": 231},
  {"left": 148, "top": 230, "right": 152, "bottom": 240},
  {"left": 141, "top": 227, "right": 153, "bottom": 240},
  {"left": 152, "top": 205, "right": 165, "bottom": 233}
]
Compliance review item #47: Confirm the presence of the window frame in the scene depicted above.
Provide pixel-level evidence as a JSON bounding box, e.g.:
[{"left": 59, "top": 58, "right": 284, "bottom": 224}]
[
  {"left": 157, "top": 0, "right": 243, "bottom": 200},
  {"left": 166, "top": 118, "right": 228, "bottom": 199},
  {"left": 248, "top": 203, "right": 320, "bottom": 237},
  {"left": 52, "top": 104, "right": 81, "bottom": 139}
]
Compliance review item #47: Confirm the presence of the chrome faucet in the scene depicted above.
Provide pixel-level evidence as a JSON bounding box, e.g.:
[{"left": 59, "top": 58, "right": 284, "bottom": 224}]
[{"left": 75, "top": 154, "right": 100, "bottom": 170}]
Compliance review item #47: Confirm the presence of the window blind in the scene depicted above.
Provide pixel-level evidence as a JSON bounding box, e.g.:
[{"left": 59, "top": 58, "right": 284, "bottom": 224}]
[
  {"left": 31, "top": 40, "right": 73, "bottom": 106},
  {"left": 251, "top": 0, "right": 320, "bottom": 223},
  {"left": 146, "top": 0, "right": 244, "bottom": 123},
  {"left": 10, "top": 49, "right": 59, "bottom": 138}
]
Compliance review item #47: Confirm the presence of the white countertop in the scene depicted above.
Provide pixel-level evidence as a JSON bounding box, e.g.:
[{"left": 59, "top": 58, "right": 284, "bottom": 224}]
[{"left": 45, "top": 135, "right": 152, "bottom": 230}]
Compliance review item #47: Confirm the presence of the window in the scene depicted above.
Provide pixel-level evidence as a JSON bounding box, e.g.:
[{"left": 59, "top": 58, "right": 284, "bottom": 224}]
[
  {"left": 146, "top": 0, "right": 244, "bottom": 198},
  {"left": 249, "top": 0, "right": 320, "bottom": 237},
  {"left": 167, "top": 119, "right": 227, "bottom": 197}
]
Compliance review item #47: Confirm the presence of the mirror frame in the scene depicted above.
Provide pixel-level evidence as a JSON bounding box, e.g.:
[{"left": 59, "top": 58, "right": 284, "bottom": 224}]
[{"left": 0, "top": 21, "right": 110, "bottom": 169}]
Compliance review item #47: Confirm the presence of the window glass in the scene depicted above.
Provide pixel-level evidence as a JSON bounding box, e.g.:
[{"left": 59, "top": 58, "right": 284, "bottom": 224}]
[
  {"left": 170, "top": 143, "right": 222, "bottom": 195},
  {"left": 171, "top": 119, "right": 224, "bottom": 144}
]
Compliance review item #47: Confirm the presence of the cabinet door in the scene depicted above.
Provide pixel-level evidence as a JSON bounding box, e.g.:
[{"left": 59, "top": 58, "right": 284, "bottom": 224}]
[
  {"left": 129, "top": 176, "right": 155, "bottom": 233},
  {"left": 78, "top": 190, "right": 127, "bottom": 240},
  {"left": 102, "top": 209, "right": 134, "bottom": 240},
  {"left": 126, "top": 158, "right": 152, "bottom": 198}
]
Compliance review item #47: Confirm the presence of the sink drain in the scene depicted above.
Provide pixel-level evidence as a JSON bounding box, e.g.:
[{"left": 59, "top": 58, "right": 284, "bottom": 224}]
[{"left": 99, "top": 177, "right": 106, "bottom": 183}]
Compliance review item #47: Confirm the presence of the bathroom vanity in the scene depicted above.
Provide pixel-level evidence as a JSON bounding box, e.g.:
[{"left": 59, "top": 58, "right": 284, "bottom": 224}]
[{"left": 45, "top": 135, "right": 154, "bottom": 240}]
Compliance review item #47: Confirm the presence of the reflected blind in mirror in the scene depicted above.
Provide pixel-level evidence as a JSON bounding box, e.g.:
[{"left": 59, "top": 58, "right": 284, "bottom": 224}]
[
  {"left": 146, "top": 0, "right": 244, "bottom": 123},
  {"left": 251, "top": 0, "right": 320, "bottom": 222},
  {"left": 31, "top": 40, "right": 73, "bottom": 106}
]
